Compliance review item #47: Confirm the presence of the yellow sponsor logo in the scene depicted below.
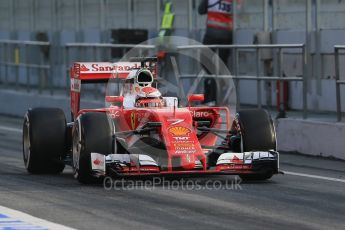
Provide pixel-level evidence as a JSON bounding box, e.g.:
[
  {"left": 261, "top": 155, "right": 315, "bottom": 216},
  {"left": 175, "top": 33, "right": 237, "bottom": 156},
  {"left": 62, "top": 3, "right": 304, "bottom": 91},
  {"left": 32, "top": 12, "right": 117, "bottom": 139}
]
[
  {"left": 173, "top": 143, "right": 195, "bottom": 148},
  {"left": 168, "top": 126, "right": 191, "bottom": 136}
]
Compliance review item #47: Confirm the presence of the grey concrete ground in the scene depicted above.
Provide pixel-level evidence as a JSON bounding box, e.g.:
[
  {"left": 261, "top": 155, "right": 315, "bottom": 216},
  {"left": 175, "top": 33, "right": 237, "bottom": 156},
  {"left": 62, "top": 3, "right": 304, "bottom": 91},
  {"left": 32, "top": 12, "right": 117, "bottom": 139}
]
[{"left": 0, "top": 116, "right": 344, "bottom": 230}]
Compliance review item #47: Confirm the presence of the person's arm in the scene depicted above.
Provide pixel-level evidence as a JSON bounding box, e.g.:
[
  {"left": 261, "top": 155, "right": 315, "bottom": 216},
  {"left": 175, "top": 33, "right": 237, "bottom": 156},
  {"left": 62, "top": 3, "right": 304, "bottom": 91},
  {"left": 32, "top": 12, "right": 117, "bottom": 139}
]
[{"left": 198, "top": 0, "right": 208, "bottom": 15}]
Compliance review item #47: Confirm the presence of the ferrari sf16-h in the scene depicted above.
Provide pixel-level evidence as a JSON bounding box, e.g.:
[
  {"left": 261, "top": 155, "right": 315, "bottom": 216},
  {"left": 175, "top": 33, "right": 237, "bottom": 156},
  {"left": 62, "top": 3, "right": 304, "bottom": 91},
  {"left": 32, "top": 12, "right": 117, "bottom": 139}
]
[{"left": 23, "top": 57, "right": 279, "bottom": 183}]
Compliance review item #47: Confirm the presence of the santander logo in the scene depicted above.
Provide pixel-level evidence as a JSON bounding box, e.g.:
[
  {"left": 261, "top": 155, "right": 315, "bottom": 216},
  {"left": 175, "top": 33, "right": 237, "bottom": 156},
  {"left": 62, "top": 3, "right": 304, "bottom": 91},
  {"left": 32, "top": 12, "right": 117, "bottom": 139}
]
[
  {"left": 79, "top": 62, "right": 141, "bottom": 73},
  {"left": 80, "top": 64, "right": 90, "bottom": 71}
]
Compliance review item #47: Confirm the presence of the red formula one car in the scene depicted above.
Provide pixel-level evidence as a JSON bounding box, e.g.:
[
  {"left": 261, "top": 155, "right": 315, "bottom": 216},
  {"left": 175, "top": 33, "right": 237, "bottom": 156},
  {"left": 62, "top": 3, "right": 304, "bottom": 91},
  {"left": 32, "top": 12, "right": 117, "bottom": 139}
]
[{"left": 23, "top": 57, "right": 279, "bottom": 183}]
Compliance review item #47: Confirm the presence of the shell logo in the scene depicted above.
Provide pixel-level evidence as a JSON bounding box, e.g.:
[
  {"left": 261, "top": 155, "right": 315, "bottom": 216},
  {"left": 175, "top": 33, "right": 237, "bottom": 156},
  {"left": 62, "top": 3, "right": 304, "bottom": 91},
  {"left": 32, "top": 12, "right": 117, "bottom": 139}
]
[{"left": 168, "top": 126, "right": 191, "bottom": 136}]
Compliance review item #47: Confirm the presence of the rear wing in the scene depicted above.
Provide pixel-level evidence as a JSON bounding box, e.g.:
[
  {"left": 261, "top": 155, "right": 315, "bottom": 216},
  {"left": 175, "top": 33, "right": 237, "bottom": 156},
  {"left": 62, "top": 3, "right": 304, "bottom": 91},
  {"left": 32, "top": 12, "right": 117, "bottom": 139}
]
[
  {"left": 71, "top": 57, "right": 158, "bottom": 82},
  {"left": 70, "top": 59, "right": 157, "bottom": 120},
  {"left": 71, "top": 62, "right": 141, "bottom": 82}
]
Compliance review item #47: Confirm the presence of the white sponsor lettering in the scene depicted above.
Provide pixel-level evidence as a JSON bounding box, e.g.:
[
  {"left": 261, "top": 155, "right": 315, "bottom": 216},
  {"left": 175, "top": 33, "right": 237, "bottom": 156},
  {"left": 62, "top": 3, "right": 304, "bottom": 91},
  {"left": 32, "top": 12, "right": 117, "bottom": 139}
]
[
  {"left": 191, "top": 111, "right": 210, "bottom": 118},
  {"left": 77, "top": 62, "right": 141, "bottom": 74},
  {"left": 175, "top": 147, "right": 194, "bottom": 150},
  {"left": 175, "top": 150, "right": 196, "bottom": 154},
  {"left": 108, "top": 110, "right": 120, "bottom": 118},
  {"left": 70, "top": 78, "right": 81, "bottom": 92},
  {"left": 172, "top": 136, "right": 190, "bottom": 141},
  {"left": 167, "top": 119, "right": 184, "bottom": 125}
]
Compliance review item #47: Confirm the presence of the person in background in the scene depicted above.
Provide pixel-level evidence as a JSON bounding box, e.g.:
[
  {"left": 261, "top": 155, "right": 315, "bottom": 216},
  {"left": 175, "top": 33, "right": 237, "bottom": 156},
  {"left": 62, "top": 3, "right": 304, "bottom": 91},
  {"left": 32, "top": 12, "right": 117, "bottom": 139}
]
[{"left": 198, "top": 0, "right": 234, "bottom": 105}]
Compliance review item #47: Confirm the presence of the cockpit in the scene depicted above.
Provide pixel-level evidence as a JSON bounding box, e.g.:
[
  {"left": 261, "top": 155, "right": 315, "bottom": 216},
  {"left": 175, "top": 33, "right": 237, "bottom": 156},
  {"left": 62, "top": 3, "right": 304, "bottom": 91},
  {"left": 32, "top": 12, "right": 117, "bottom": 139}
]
[{"left": 121, "top": 67, "right": 177, "bottom": 109}]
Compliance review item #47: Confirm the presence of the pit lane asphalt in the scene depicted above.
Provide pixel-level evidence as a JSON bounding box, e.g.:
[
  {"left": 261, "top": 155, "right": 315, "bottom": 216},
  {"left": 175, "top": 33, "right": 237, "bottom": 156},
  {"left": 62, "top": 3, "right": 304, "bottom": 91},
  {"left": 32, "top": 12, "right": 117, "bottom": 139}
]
[{"left": 0, "top": 115, "right": 344, "bottom": 230}]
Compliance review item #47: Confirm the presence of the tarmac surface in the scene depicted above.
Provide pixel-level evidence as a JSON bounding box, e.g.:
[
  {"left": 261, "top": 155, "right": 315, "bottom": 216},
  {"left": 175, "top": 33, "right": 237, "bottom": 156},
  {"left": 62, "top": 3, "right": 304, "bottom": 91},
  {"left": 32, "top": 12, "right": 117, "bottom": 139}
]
[{"left": 0, "top": 115, "right": 344, "bottom": 230}]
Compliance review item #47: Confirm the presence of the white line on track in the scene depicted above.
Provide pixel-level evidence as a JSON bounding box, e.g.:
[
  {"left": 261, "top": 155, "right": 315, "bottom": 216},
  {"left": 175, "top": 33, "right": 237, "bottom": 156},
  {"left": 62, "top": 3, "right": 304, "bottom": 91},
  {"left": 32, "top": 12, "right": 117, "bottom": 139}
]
[
  {"left": 0, "top": 126, "right": 21, "bottom": 133},
  {"left": 284, "top": 171, "right": 345, "bottom": 183},
  {"left": 0, "top": 205, "right": 75, "bottom": 230}
]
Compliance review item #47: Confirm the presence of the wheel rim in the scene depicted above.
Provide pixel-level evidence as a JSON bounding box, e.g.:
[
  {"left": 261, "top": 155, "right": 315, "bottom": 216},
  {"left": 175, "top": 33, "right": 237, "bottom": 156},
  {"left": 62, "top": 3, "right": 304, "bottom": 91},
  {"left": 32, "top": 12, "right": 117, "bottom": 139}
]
[
  {"left": 231, "top": 116, "right": 244, "bottom": 152},
  {"left": 72, "top": 125, "right": 81, "bottom": 178},
  {"left": 23, "top": 115, "right": 31, "bottom": 168}
]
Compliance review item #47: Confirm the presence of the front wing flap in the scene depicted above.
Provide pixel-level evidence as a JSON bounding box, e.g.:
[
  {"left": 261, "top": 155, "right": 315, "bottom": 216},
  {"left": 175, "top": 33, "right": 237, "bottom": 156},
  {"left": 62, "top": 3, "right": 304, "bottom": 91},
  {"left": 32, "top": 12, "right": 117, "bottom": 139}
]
[{"left": 90, "top": 151, "right": 279, "bottom": 177}]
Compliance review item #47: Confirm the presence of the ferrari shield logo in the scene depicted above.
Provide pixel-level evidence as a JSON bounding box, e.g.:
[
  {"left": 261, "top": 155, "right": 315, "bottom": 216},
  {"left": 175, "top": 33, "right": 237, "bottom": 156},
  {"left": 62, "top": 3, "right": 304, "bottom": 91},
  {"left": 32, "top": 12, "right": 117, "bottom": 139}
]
[{"left": 131, "top": 112, "right": 136, "bottom": 129}]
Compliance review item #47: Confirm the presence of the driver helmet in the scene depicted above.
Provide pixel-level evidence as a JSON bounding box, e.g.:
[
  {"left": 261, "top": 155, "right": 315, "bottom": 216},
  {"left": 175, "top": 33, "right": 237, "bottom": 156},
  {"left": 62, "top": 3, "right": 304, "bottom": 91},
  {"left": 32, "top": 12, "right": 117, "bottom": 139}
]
[
  {"left": 126, "top": 68, "right": 165, "bottom": 107},
  {"left": 135, "top": 86, "right": 164, "bottom": 107}
]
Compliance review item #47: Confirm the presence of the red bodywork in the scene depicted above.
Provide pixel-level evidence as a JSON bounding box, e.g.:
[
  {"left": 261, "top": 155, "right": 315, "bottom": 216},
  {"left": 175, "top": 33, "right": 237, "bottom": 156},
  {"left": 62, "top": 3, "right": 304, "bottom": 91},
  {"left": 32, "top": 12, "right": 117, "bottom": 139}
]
[{"left": 70, "top": 62, "right": 253, "bottom": 176}]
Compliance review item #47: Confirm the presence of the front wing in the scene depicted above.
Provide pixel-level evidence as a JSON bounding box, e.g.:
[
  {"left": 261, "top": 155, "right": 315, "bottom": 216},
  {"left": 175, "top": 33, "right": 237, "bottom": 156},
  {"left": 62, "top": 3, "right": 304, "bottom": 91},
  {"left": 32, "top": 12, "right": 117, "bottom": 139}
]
[{"left": 90, "top": 151, "right": 279, "bottom": 177}]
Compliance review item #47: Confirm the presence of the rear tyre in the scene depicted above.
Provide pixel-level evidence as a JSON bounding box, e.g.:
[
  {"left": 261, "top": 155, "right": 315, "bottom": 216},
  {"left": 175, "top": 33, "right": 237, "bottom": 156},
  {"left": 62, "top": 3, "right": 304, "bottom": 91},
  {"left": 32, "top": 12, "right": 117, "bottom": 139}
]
[
  {"left": 72, "top": 113, "right": 113, "bottom": 184},
  {"left": 22, "top": 108, "right": 66, "bottom": 174},
  {"left": 231, "top": 109, "right": 276, "bottom": 181}
]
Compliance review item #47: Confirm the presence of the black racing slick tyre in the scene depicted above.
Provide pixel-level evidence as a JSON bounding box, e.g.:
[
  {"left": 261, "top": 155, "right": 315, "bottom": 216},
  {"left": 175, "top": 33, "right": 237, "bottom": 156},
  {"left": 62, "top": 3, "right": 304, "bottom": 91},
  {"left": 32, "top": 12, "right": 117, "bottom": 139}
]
[
  {"left": 72, "top": 113, "right": 113, "bottom": 184},
  {"left": 22, "top": 108, "right": 66, "bottom": 174},
  {"left": 232, "top": 109, "right": 276, "bottom": 181},
  {"left": 239, "top": 171, "right": 274, "bottom": 181},
  {"left": 232, "top": 109, "right": 276, "bottom": 152}
]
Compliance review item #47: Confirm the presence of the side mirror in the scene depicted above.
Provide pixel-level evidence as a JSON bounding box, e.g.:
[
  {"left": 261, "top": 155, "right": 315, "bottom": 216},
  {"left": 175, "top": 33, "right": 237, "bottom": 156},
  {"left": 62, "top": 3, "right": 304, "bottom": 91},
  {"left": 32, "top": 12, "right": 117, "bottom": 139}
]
[
  {"left": 188, "top": 94, "right": 204, "bottom": 107},
  {"left": 106, "top": 96, "right": 124, "bottom": 106}
]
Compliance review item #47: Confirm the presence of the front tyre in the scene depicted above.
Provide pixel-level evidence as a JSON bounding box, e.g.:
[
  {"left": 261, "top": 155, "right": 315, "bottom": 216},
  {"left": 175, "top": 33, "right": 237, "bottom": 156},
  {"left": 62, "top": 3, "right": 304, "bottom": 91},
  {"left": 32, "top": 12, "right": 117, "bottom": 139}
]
[
  {"left": 232, "top": 109, "right": 276, "bottom": 181},
  {"left": 239, "top": 171, "right": 274, "bottom": 181},
  {"left": 72, "top": 113, "right": 113, "bottom": 184},
  {"left": 22, "top": 108, "right": 66, "bottom": 174}
]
